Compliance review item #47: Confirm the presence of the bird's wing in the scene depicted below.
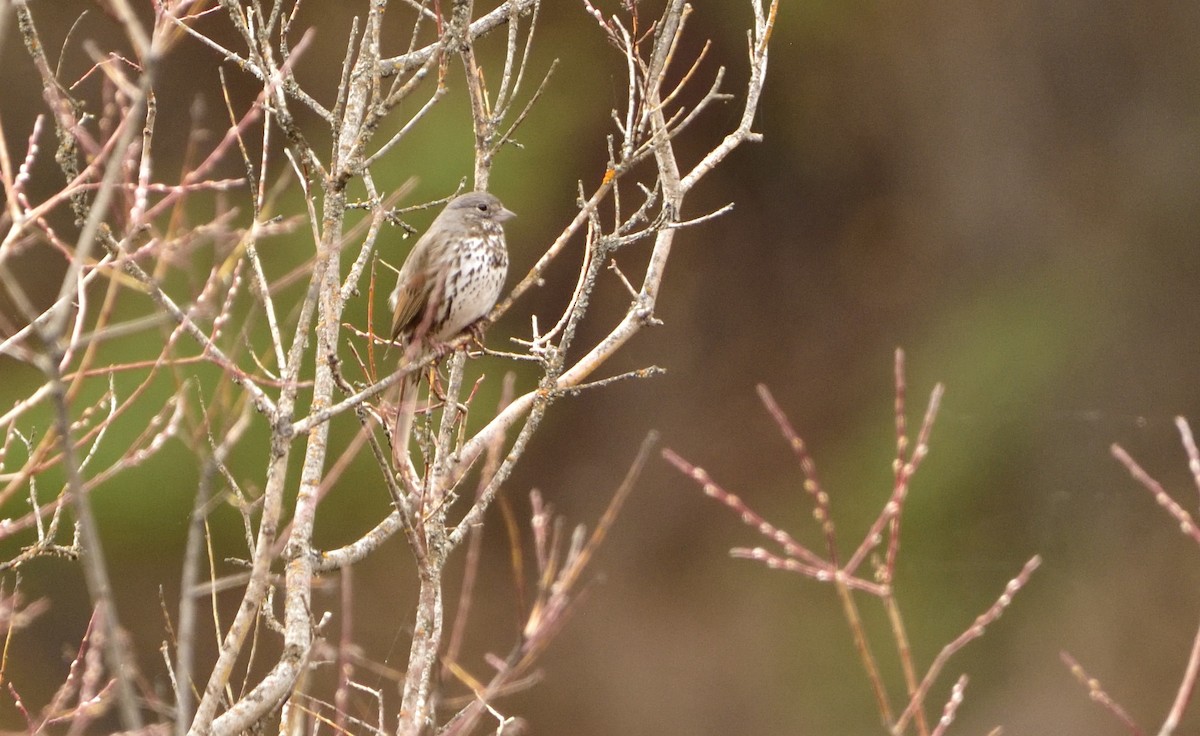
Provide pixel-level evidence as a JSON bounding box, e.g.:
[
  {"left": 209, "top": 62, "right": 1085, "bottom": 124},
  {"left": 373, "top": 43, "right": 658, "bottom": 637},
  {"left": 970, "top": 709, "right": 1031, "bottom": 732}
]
[{"left": 390, "top": 233, "right": 437, "bottom": 341}]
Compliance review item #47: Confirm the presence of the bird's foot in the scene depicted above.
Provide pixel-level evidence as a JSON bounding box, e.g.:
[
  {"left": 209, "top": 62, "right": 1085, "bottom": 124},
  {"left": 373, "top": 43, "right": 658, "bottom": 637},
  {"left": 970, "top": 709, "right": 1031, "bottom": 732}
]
[{"left": 465, "top": 318, "right": 489, "bottom": 350}]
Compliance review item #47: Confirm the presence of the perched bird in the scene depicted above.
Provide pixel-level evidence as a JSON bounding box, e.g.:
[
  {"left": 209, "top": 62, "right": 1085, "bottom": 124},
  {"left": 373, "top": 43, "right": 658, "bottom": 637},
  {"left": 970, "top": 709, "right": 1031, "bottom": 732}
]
[{"left": 388, "top": 191, "right": 515, "bottom": 464}]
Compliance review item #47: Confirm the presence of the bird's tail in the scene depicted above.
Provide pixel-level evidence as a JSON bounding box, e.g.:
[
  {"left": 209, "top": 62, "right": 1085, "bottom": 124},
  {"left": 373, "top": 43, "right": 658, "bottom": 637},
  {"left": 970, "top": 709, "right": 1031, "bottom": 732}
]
[{"left": 391, "top": 371, "right": 420, "bottom": 468}]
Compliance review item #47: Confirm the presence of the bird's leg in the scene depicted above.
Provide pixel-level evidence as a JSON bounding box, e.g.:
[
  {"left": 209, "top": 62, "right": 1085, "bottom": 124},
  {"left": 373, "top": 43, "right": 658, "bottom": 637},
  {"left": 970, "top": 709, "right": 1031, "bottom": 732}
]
[{"left": 465, "top": 318, "right": 489, "bottom": 350}]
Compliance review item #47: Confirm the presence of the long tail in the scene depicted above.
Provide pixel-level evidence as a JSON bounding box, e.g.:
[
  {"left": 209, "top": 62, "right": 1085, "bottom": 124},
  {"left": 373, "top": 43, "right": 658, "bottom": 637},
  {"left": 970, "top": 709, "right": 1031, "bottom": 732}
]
[{"left": 391, "top": 371, "right": 420, "bottom": 468}]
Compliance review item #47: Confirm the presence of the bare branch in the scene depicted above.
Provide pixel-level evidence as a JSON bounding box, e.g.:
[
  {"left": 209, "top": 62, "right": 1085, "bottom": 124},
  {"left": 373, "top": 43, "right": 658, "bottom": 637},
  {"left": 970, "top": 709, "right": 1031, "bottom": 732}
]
[{"left": 1, "top": 0, "right": 779, "bottom": 732}]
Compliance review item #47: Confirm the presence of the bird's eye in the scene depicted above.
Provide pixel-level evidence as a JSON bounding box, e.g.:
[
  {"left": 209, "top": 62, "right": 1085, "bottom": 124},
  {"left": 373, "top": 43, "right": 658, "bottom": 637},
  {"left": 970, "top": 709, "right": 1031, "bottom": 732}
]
[{"left": 477, "top": 203, "right": 489, "bottom": 212}]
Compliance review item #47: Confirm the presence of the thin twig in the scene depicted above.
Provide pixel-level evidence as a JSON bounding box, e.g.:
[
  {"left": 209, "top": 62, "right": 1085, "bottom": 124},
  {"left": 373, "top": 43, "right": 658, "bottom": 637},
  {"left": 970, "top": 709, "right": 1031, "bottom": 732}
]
[{"left": 1061, "top": 651, "right": 1145, "bottom": 736}]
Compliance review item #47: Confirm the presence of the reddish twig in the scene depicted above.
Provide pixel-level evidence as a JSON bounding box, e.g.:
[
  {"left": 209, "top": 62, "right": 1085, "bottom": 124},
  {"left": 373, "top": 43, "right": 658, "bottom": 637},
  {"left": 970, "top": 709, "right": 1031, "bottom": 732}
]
[
  {"left": 1111, "top": 443, "right": 1200, "bottom": 546},
  {"left": 1061, "top": 651, "right": 1145, "bottom": 736}
]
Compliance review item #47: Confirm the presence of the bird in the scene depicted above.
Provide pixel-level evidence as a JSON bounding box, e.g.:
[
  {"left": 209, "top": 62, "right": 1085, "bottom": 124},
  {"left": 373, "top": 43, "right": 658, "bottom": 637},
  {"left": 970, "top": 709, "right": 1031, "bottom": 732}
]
[{"left": 387, "top": 190, "right": 515, "bottom": 466}]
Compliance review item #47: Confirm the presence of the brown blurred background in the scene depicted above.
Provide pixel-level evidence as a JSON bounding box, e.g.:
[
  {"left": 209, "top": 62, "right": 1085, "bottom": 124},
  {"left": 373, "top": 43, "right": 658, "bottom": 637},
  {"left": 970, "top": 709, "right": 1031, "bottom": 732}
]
[{"left": 4, "top": 1, "right": 1200, "bottom": 734}]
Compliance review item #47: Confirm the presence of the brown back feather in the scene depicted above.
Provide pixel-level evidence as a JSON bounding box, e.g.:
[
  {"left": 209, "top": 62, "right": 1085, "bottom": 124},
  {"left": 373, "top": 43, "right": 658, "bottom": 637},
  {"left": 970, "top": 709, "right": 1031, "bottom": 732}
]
[{"left": 389, "top": 229, "right": 441, "bottom": 342}]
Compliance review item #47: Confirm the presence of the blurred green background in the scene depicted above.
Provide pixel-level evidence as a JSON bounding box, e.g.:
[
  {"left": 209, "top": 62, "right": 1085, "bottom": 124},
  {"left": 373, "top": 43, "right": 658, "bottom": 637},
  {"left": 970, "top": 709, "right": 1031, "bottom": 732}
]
[{"left": 3, "top": 1, "right": 1200, "bottom": 734}]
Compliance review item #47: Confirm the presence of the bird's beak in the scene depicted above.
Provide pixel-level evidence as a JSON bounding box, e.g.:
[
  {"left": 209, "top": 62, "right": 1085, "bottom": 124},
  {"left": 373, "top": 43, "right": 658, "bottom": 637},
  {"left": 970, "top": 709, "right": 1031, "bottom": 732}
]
[{"left": 499, "top": 206, "right": 517, "bottom": 222}]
